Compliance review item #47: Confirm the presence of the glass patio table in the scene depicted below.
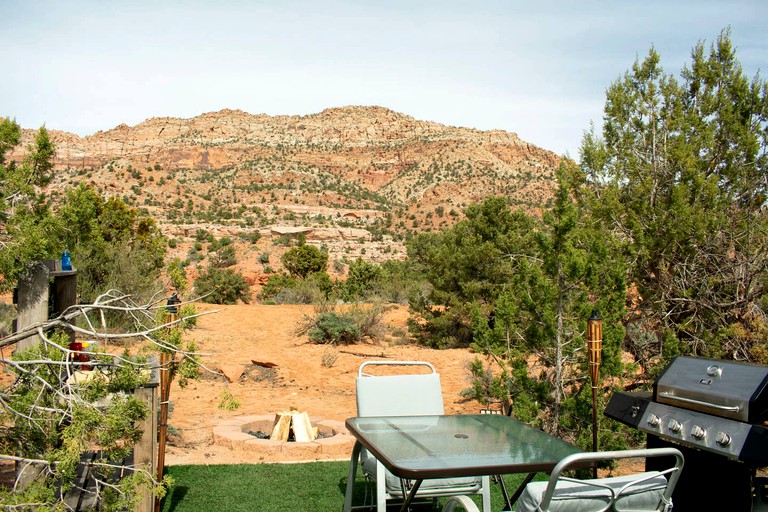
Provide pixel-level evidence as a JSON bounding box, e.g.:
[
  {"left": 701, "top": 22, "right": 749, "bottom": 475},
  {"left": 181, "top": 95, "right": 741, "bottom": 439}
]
[{"left": 344, "top": 414, "right": 583, "bottom": 511}]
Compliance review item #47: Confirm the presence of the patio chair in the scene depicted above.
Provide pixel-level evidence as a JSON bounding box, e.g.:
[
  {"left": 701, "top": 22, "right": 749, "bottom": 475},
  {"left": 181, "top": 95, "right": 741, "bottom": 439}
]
[
  {"left": 513, "top": 447, "right": 684, "bottom": 512},
  {"left": 344, "top": 360, "right": 491, "bottom": 512}
]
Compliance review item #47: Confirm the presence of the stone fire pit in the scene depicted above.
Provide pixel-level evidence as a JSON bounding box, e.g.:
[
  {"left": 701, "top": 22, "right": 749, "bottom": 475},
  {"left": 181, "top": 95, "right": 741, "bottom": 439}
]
[{"left": 213, "top": 414, "right": 354, "bottom": 460}]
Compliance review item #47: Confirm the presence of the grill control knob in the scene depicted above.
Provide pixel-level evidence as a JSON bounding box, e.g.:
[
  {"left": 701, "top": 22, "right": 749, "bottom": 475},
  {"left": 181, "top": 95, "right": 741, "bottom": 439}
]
[
  {"left": 668, "top": 419, "right": 683, "bottom": 433},
  {"left": 647, "top": 414, "right": 661, "bottom": 427},
  {"left": 716, "top": 432, "right": 732, "bottom": 446},
  {"left": 691, "top": 425, "right": 706, "bottom": 439}
]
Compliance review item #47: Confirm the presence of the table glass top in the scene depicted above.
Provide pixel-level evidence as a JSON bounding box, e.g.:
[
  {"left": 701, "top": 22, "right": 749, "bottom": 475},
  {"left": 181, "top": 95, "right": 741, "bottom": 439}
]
[{"left": 346, "top": 414, "right": 582, "bottom": 479}]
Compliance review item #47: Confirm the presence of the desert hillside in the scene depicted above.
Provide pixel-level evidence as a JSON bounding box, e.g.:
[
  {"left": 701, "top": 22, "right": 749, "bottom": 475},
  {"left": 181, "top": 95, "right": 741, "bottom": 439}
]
[{"left": 12, "top": 107, "right": 560, "bottom": 271}]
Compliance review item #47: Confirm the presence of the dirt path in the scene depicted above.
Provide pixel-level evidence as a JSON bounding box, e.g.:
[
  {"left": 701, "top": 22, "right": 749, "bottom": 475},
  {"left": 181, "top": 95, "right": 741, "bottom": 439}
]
[{"left": 165, "top": 303, "right": 483, "bottom": 465}]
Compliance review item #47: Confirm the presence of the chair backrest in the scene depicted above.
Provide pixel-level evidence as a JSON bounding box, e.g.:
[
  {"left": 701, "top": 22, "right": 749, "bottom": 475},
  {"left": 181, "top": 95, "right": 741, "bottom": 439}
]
[
  {"left": 356, "top": 361, "right": 444, "bottom": 417},
  {"left": 534, "top": 448, "right": 684, "bottom": 512}
]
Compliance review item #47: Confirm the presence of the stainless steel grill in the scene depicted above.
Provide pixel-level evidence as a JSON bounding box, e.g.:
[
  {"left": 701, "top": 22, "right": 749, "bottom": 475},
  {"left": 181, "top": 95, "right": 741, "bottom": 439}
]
[{"left": 605, "top": 356, "right": 768, "bottom": 511}]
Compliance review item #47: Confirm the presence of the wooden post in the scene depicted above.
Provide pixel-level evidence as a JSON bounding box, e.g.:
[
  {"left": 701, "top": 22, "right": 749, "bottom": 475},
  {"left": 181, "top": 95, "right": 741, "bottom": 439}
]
[
  {"left": 154, "top": 351, "right": 171, "bottom": 512},
  {"left": 154, "top": 305, "right": 176, "bottom": 512},
  {"left": 134, "top": 358, "right": 159, "bottom": 512}
]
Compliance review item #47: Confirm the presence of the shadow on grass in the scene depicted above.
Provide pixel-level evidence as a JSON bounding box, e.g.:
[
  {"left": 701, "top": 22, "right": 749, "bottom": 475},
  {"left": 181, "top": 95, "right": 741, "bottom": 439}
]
[{"left": 162, "top": 485, "right": 188, "bottom": 512}]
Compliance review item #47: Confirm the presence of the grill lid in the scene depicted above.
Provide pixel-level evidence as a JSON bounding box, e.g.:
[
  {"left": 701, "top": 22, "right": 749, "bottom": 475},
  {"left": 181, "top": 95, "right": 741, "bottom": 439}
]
[{"left": 654, "top": 356, "right": 768, "bottom": 423}]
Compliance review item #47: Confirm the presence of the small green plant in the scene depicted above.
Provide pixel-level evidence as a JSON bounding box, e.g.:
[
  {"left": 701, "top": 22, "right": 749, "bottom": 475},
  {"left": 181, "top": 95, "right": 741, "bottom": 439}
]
[
  {"left": 259, "top": 252, "right": 270, "bottom": 264},
  {"left": 218, "top": 389, "right": 241, "bottom": 411}
]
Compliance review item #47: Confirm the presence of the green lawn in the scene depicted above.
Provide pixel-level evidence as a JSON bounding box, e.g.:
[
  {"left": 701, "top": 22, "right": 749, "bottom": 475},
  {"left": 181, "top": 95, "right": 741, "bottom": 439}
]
[{"left": 160, "top": 462, "right": 535, "bottom": 511}]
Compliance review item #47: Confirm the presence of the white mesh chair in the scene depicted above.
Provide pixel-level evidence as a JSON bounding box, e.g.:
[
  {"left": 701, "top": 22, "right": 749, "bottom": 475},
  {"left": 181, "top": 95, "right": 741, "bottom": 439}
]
[
  {"left": 514, "top": 448, "right": 684, "bottom": 512},
  {"left": 344, "top": 361, "right": 491, "bottom": 512}
]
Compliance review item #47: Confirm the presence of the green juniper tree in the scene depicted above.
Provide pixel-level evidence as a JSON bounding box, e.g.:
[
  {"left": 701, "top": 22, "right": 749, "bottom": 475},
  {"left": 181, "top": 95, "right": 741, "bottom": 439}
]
[
  {"left": 0, "top": 118, "right": 195, "bottom": 509},
  {"left": 463, "top": 163, "right": 626, "bottom": 439},
  {"left": 0, "top": 120, "right": 61, "bottom": 290},
  {"left": 581, "top": 28, "right": 768, "bottom": 365}
]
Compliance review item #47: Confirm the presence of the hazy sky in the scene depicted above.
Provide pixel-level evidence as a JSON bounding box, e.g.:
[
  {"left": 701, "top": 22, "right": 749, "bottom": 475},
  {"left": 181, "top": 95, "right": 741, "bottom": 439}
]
[{"left": 2, "top": 1, "right": 765, "bottom": 157}]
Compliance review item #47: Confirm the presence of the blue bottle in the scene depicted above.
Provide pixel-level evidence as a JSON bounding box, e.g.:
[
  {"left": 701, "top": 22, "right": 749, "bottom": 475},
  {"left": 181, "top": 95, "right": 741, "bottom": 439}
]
[{"left": 61, "top": 249, "right": 72, "bottom": 271}]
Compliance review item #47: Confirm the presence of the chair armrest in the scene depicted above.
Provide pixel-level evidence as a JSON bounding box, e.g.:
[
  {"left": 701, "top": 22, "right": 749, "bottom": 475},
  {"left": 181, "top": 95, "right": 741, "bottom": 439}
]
[{"left": 538, "top": 448, "right": 684, "bottom": 511}]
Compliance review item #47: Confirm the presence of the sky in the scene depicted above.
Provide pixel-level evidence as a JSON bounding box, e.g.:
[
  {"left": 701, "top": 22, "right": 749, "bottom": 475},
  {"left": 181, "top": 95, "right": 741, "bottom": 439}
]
[{"left": 1, "top": 0, "right": 766, "bottom": 158}]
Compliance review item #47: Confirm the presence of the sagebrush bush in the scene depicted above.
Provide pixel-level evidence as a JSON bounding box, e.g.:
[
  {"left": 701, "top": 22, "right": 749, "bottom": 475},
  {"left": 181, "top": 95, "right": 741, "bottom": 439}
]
[
  {"left": 308, "top": 312, "right": 360, "bottom": 344},
  {"left": 299, "top": 303, "right": 390, "bottom": 345}
]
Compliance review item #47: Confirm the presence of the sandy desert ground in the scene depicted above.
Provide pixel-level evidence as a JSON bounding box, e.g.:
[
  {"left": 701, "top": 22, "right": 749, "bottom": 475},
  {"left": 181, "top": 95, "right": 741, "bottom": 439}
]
[{"left": 163, "top": 303, "right": 484, "bottom": 465}]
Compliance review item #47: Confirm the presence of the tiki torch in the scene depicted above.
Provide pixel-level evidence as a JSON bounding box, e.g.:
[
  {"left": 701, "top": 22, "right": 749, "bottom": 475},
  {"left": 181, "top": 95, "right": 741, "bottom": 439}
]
[{"left": 587, "top": 310, "right": 602, "bottom": 474}]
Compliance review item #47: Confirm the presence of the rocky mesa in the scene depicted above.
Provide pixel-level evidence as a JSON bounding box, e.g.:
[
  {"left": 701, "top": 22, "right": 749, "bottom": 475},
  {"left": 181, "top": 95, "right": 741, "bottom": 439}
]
[{"left": 13, "top": 106, "right": 561, "bottom": 267}]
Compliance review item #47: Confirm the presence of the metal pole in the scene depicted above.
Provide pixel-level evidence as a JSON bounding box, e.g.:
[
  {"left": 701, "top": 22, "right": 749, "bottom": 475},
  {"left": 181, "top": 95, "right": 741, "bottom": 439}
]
[{"left": 587, "top": 310, "right": 602, "bottom": 478}]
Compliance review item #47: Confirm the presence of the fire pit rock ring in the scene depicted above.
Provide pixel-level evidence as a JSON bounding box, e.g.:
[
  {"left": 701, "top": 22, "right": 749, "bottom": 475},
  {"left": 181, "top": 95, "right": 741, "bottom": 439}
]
[{"left": 213, "top": 414, "right": 354, "bottom": 460}]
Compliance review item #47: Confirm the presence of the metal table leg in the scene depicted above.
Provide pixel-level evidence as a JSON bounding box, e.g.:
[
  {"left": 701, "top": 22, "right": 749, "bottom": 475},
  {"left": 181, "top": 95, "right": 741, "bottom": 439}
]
[
  {"left": 398, "top": 479, "right": 423, "bottom": 512},
  {"left": 343, "top": 441, "right": 363, "bottom": 512},
  {"left": 505, "top": 473, "right": 536, "bottom": 511}
]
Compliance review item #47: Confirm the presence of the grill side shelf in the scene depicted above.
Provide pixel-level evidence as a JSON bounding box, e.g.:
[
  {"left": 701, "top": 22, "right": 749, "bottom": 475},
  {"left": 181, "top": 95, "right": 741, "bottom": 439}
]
[
  {"left": 603, "top": 391, "right": 651, "bottom": 428},
  {"left": 748, "top": 371, "right": 768, "bottom": 424},
  {"left": 740, "top": 424, "right": 768, "bottom": 466}
]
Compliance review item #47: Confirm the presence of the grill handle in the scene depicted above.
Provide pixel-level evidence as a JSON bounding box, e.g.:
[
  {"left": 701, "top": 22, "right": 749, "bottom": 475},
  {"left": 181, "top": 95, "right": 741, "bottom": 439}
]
[{"left": 658, "top": 391, "right": 741, "bottom": 413}]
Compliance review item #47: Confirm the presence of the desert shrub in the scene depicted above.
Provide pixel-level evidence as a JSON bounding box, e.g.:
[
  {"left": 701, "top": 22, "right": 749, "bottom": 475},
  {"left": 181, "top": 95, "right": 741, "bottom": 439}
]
[
  {"left": 299, "top": 303, "right": 388, "bottom": 345},
  {"left": 308, "top": 312, "right": 360, "bottom": 344},
  {"left": 194, "top": 267, "right": 251, "bottom": 304},
  {"left": 342, "top": 258, "right": 381, "bottom": 301},
  {"left": 195, "top": 229, "right": 213, "bottom": 243},
  {"left": 259, "top": 273, "right": 298, "bottom": 302},
  {"left": 58, "top": 186, "right": 167, "bottom": 305},
  {"left": 272, "top": 272, "right": 335, "bottom": 304},
  {"left": 258, "top": 252, "right": 270, "bottom": 264},
  {"left": 210, "top": 245, "right": 237, "bottom": 268},
  {"left": 459, "top": 357, "right": 513, "bottom": 412},
  {"left": 187, "top": 247, "right": 203, "bottom": 263},
  {"left": 281, "top": 244, "right": 327, "bottom": 278},
  {"left": 377, "top": 260, "right": 429, "bottom": 305},
  {"left": 166, "top": 257, "right": 188, "bottom": 294},
  {"left": 240, "top": 231, "right": 262, "bottom": 244}
]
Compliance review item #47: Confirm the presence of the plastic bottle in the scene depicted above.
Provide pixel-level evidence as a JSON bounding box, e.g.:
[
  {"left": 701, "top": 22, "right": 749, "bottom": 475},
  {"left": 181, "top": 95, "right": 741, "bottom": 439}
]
[{"left": 61, "top": 249, "right": 72, "bottom": 271}]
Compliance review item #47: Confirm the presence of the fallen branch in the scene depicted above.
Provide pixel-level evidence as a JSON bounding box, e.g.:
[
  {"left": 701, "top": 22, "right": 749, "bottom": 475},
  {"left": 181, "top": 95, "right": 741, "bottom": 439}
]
[{"left": 339, "top": 349, "right": 390, "bottom": 358}]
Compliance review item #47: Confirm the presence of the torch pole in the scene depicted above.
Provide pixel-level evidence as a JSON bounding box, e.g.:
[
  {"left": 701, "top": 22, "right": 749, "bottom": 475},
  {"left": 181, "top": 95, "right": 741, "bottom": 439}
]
[{"left": 587, "top": 310, "right": 603, "bottom": 478}]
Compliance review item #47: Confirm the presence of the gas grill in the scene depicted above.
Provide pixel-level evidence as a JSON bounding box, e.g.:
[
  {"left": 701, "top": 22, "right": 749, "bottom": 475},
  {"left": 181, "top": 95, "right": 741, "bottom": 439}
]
[{"left": 605, "top": 356, "right": 768, "bottom": 511}]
